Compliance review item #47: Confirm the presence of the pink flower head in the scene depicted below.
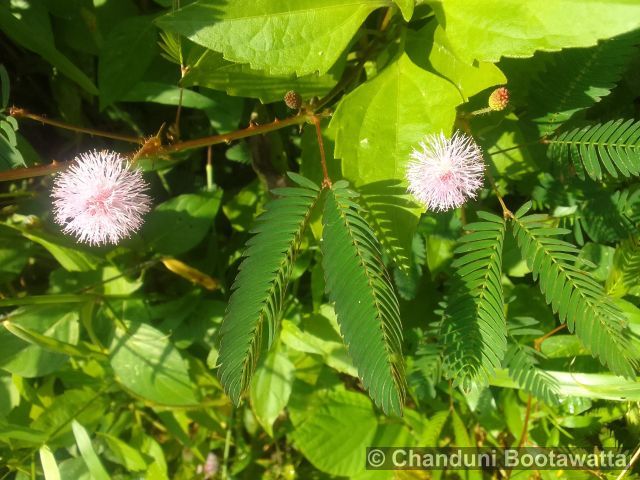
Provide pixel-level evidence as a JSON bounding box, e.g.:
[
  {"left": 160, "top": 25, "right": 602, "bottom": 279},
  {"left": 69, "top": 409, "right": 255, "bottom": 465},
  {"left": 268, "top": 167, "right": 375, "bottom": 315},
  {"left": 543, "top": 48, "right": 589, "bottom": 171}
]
[
  {"left": 406, "top": 131, "right": 484, "bottom": 212},
  {"left": 51, "top": 150, "right": 151, "bottom": 246}
]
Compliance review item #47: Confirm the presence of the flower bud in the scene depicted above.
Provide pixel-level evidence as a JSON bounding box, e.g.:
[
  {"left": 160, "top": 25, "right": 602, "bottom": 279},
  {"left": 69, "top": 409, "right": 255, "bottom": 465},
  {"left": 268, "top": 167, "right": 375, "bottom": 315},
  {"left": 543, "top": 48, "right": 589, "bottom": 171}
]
[
  {"left": 488, "top": 87, "right": 509, "bottom": 111},
  {"left": 284, "top": 90, "right": 302, "bottom": 109}
]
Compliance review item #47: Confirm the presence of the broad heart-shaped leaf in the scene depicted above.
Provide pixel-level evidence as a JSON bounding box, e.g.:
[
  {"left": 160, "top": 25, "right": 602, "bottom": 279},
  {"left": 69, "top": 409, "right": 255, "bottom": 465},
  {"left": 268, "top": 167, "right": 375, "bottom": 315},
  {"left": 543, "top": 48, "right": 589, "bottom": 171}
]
[
  {"left": 407, "top": 22, "right": 506, "bottom": 101},
  {"left": 428, "top": 0, "right": 640, "bottom": 63},
  {"left": 321, "top": 182, "right": 405, "bottom": 415},
  {"left": 156, "top": 0, "right": 388, "bottom": 76},
  {"left": 183, "top": 50, "right": 339, "bottom": 103},
  {"left": 110, "top": 321, "right": 199, "bottom": 406},
  {"left": 98, "top": 15, "right": 157, "bottom": 109},
  {"left": 331, "top": 51, "right": 462, "bottom": 185},
  {"left": 217, "top": 175, "right": 321, "bottom": 404},
  {"left": 290, "top": 389, "right": 378, "bottom": 476}
]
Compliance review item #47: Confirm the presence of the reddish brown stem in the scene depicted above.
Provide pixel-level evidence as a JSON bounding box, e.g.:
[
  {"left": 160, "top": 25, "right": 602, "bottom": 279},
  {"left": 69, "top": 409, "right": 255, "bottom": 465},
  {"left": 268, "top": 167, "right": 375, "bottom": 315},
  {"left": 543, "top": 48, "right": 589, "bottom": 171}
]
[
  {"left": 534, "top": 324, "right": 567, "bottom": 352},
  {"left": 311, "top": 115, "right": 331, "bottom": 187},
  {"left": 9, "top": 107, "right": 143, "bottom": 144},
  {"left": 517, "top": 394, "right": 532, "bottom": 448},
  {"left": 157, "top": 112, "right": 308, "bottom": 155}
]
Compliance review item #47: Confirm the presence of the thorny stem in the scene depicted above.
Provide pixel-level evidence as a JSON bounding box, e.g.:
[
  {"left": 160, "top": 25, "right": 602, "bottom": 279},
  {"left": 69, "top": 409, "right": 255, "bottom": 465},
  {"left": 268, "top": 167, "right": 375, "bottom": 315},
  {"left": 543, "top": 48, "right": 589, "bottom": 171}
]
[
  {"left": 0, "top": 112, "right": 313, "bottom": 182},
  {"left": 311, "top": 115, "right": 331, "bottom": 187},
  {"left": 155, "top": 112, "right": 310, "bottom": 154},
  {"left": 9, "top": 107, "right": 143, "bottom": 144}
]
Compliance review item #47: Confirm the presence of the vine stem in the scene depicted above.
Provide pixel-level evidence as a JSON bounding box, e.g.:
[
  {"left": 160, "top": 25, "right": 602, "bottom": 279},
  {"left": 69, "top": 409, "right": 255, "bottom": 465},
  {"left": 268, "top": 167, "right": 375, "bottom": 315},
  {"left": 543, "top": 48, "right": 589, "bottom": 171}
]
[
  {"left": 311, "top": 115, "right": 331, "bottom": 187},
  {"left": 0, "top": 112, "right": 313, "bottom": 182},
  {"left": 9, "top": 107, "right": 143, "bottom": 144}
]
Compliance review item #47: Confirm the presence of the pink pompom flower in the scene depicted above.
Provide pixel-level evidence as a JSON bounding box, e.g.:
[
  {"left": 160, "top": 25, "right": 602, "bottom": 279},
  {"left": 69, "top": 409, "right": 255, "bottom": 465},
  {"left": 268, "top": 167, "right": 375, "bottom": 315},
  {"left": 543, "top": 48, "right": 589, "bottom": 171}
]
[
  {"left": 51, "top": 150, "right": 151, "bottom": 246},
  {"left": 406, "top": 131, "right": 485, "bottom": 212}
]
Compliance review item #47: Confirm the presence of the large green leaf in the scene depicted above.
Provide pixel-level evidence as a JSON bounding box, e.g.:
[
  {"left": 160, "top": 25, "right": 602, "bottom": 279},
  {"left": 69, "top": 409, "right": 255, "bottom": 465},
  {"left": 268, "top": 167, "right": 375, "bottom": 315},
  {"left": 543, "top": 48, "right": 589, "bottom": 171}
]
[
  {"left": 250, "top": 343, "right": 294, "bottom": 437},
  {"left": 183, "top": 50, "right": 339, "bottom": 103},
  {"left": 144, "top": 190, "right": 222, "bottom": 255},
  {"left": 321, "top": 182, "right": 405, "bottom": 414},
  {"left": 331, "top": 51, "right": 461, "bottom": 185},
  {"left": 0, "top": 5, "right": 97, "bottom": 95},
  {"left": 217, "top": 174, "right": 321, "bottom": 404},
  {"left": 290, "top": 389, "right": 378, "bottom": 476},
  {"left": 428, "top": 0, "right": 640, "bottom": 63},
  {"left": 0, "top": 305, "right": 79, "bottom": 378},
  {"left": 110, "top": 321, "right": 199, "bottom": 406},
  {"left": 156, "top": 0, "right": 388, "bottom": 76},
  {"left": 98, "top": 15, "right": 157, "bottom": 108},
  {"left": 408, "top": 22, "right": 506, "bottom": 101}
]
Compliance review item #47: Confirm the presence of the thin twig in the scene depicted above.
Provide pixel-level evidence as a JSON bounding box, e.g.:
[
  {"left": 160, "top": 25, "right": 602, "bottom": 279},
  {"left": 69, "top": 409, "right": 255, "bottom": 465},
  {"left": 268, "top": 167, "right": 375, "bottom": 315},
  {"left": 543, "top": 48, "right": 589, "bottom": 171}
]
[
  {"left": 156, "top": 112, "right": 309, "bottom": 155},
  {"left": 517, "top": 394, "right": 532, "bottom": 447},
  {"left": 9, "top": 107, "right": 143, "bottom": 144},
  {"left": 485, "top": 169, "right": 513, "bottom": 219},
  {"left": 311, "top": 115, "right": 331, "bottom": 187},
  {"left": 534, "top": 324, "right": 567, "bottom": 352},
  {"left": 616, "top": 443, "right": 640, "bottom": 480},
  {"left": 0, "top": 113, "right": 312, "bottom": 182}
]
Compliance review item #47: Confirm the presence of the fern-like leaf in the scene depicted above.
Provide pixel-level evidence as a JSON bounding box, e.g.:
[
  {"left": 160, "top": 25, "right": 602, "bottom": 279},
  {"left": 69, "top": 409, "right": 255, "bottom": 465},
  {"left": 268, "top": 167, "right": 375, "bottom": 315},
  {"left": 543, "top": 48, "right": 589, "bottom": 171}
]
[
  {"left": 217, "top": 173, "right": 321, "bottom": 404},
  {"left": 606, "top": 236, "right": 640, "bottom": 297},
  {"left": 511, "top": 202, "right": 638, "bottom": 378},
  {"left": 529, "top": 33, "right": 638, "bottom": 135},
  {"left": 503, "top": 343, "right": 559, "bottom": 406},
  {"left": 321, "top": 181, "right": 405, "bottom": 414},
  {"left": 440, "top": 212, "right": 507, "bottom": 391},
  {"left": 547, "top": 119, "right": 640, "bottom": 180}
]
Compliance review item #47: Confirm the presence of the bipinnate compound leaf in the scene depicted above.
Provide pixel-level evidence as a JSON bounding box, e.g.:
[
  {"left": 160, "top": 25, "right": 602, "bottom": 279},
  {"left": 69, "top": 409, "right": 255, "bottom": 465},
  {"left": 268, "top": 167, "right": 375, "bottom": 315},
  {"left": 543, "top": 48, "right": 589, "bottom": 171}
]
[
  {"left": 441, "top": 212, "right": 507, "bottom": 391},
  {"left": 321, "top": 182, "right": 405, "bottom": 415},
  {"left": 528, "top": 34, "right": 639, "bottom": 135},
  {"left": 547, "top": 119, "right": 640, "bottom": 180},
  {"left": 156, "top": 0, "right": 388, "bottom": 76},
  {"left": 428, "top": 0, "right": 640, "bottom": 63},
  {"left": 511, "top": 203, "right": 639, "bottom": 378},
  {"left": 217, "top": 174, "right": 322, "bottom": 404},
  {"left": 504, "top": 342, "right": 560, "bottom": 406}
]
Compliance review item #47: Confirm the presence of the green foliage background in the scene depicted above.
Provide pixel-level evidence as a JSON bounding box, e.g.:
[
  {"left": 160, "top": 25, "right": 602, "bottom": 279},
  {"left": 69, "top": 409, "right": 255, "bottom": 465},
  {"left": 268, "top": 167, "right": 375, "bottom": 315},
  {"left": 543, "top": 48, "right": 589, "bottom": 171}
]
[{"left": 1, "top": 0, "right": 640, "bottom": 478}]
